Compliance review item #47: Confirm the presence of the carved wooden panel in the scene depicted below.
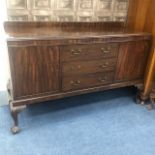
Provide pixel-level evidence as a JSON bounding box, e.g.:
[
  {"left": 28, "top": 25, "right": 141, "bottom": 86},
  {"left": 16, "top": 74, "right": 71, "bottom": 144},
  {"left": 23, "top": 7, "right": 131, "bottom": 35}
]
[{"left": 7, "top": 0, "right": 129, "bottom": 22}]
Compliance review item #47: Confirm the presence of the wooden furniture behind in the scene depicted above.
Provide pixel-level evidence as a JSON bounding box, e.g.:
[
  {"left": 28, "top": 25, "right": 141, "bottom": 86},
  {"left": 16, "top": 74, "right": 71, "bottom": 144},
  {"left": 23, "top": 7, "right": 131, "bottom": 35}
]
[
  {"left": 4, "top": 22, "right": 151, "bottom": 133},
  {"left": 127, "top": 0, "right": 155, "bottom": 107}
]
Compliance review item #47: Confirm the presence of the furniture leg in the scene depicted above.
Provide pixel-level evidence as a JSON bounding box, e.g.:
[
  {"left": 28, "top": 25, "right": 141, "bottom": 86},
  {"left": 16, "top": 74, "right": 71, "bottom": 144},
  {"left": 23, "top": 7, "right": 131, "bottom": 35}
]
[
  {"left": 137, "top": 48, "right": 155, "bottom": 108},
  {"left": 9, "top": 102, "right": 26, "bottom": 134},
  {"left": 136, "top": 88, "right": 154, "bottom": 110},
  {"left": 148, "top": 91, "right": 155, "bottom": 110},
  {"left": 135, "top": 84, "right": 145, "bottom": 104}
]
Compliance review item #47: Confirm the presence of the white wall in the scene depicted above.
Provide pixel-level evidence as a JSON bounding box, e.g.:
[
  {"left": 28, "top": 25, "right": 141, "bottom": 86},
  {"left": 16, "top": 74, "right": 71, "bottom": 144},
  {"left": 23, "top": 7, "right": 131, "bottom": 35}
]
[{"left": 0, "top": 0, "right": 9, "bottom": 91}]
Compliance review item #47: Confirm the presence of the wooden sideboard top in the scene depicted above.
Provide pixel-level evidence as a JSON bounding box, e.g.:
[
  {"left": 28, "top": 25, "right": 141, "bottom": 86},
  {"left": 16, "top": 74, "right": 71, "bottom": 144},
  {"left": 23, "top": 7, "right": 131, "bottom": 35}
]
[{"left": 4, "top": 22, "right": 151, "bottom": 42}]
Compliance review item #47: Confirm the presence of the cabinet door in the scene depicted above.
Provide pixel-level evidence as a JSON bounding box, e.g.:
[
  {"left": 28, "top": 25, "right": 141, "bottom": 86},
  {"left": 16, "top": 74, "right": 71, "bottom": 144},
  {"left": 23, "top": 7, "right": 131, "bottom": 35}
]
[
  {"left": 9, "top": 46, "right": 60, "bottom": 99},
  {"left": 115, "top": 41, "right": 149, "bottom": 81}
]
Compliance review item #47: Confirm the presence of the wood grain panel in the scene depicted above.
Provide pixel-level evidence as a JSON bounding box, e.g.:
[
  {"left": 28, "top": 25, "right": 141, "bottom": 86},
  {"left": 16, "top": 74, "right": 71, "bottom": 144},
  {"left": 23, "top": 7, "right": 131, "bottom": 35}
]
[
  {"left": 62, "top": 72, "right": 114, "bottom": 91},
  {"left": 62, "top": 58, "right": 116, "bottom": 76},
  {"left": 115, "top": 41, "right": 149, "bottom": 81},
  {"left": 144, "top": 0, "right": 155, "bottom": 33},
  {"left": 127, "top": 0, "right": 155, "bottom": 101},
  {"left": 127, "top": 0, "right": 151, "bottom": 31},
  {"left": 4, "top": 22, "right": 126, "bottom": 35},
  {"left": 60, "top": 43, "right": 119, "bottom": 62},
  {"left": 8, "top": 46, "right": 60, "bottom": 99}
]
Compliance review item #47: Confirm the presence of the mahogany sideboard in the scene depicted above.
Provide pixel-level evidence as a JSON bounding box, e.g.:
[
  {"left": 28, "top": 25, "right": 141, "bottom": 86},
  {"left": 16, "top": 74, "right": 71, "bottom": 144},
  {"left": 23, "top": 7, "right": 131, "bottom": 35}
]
[{"left": 4, "top": 22, "right": 152, "bottom": 134}]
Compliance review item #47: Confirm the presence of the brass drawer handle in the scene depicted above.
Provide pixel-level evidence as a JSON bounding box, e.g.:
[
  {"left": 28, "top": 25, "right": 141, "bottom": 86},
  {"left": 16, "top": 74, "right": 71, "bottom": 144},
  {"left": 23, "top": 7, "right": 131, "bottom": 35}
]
[
  {"left": 101, "top": 48, "right": 111, "bottom": 54},
  {"left": 98, "top": 77, "right": 107, "bottom": 83},
  {"left": 76, "top": 80, "right": 81, "bottom": 84},
  {"left": 100, "top": 62, "right": 109, "bottom": 68},
  {"left": 71, "top": 49, "right": 82, "bottom": 55},
  {"left": 70, "top": 80, "right": 81, "bottom": 86}
]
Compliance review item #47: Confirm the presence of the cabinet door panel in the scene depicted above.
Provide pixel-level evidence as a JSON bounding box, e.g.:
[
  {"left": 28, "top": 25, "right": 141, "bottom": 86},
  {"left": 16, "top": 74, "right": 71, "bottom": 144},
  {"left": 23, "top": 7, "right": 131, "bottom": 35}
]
[
  {"left": 9, "top": 46, "right": 59, "bottom": 99},
  {"left": 115, "top": 41, "right": 149, "bottom": 81}
]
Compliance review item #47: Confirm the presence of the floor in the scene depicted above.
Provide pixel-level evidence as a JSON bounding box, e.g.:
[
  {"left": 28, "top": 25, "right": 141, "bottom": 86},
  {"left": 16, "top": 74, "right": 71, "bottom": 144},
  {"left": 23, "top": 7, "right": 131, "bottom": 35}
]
[{"left": 1, "top": 87, "right": 155, "bottom": 155}]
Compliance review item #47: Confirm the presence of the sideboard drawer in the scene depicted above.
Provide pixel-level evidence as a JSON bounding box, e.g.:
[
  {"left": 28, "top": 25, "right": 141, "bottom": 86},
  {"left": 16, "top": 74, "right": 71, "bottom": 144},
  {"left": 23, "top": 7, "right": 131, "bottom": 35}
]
[
  {"left": 60, "top": 43, "right": 119, "bottom": 61},
  {"left": 62, "top": 58, "right": 117, "bottom": 76},
  {"left": 62, "top": 72, "right": 114, "bottom": 91}
]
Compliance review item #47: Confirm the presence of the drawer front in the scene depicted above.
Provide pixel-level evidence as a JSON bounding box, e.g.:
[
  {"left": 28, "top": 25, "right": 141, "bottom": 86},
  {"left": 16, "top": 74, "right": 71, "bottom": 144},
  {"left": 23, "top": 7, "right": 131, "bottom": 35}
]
[
  {"left": 62, "top": 72, "right": 114, "bottom": 91},
  {"left": 62, "top": 58, "right": 117, "bottom": 76},
  {"left": 60, "top": 43, "right": 119, "bottom": 62}
]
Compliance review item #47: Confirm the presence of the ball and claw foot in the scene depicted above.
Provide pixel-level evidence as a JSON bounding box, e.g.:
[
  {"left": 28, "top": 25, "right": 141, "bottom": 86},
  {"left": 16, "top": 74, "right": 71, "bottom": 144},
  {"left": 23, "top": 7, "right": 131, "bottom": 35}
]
[
  {"left": 9, "top": 102, "right": 26, "bottom": 134},
  {"left": 136, "top": 94, "right": 145, "bottom": 105},
  {"left": 146, "top": 97, "right": 154, "bottom": 111},
  {"left": 146, "top": 104, "right": 154, "bottom": 111},
  {"left": 11, "top": 126, "right": 20, "bottom": 134}
]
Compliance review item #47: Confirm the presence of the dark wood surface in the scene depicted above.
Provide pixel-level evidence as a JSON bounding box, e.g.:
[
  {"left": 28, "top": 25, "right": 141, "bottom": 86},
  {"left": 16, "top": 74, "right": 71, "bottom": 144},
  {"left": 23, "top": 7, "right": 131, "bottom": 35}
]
[
  {"left": 62, "top": 72, "right": 114, "bottom": 91},
  {"left": 60, "top": 43, "right": 119, "bottom": 62},
  {"left": 9, "top": 46, "right": 60, "bottom": 99},
  {"left": 62, "top": 58, "right": 116, "bottom": 76},
  {"left": 4, "top": 22, "right": 126, "bottom": 36},
  {"left": 8, "top": 80, "right": 143, "bottom": 106},
  {"left": 4, "top": 21, "right": 151, "bottom": 41},
  {"left": 115, "top": 41, "right": 150, "bottom": 81},
  {"left": 5, "top": 22, "right": 151, "bottom": 105}
]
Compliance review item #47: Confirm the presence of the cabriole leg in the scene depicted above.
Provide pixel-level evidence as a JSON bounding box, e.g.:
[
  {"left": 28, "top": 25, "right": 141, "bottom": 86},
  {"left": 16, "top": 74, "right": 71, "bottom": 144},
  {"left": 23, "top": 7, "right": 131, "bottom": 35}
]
[
  {"left": 146, "top": 93, "right": 155, "bottom": 110},
  {"left": 135, "top": 84, "right": 146, "bottom": 105},
  {"left": 140, "top": 48, "right": 155, "bottom": 109},
  {"left": 9, "top": 102, "right": 26, "bottom": 134}
]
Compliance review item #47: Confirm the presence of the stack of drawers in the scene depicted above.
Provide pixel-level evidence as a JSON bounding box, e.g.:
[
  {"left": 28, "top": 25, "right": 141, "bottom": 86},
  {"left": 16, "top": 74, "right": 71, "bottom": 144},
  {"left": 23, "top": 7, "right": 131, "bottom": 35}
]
[{"left": 60, "top": 43, "right": 119, "bottom": 91}]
